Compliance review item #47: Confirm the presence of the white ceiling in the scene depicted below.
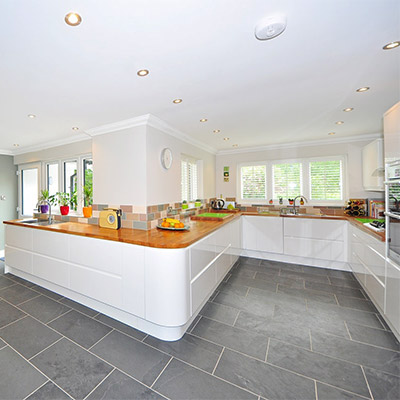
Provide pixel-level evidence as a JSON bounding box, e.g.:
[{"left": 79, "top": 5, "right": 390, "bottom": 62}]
[{"left": 1, "top": 0, "right": 399, "bottom": 154}]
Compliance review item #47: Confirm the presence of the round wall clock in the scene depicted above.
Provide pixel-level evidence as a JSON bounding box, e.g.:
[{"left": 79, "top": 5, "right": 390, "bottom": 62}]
[{"left": 161, "top": 148, "right": 173, "bottom": 169}]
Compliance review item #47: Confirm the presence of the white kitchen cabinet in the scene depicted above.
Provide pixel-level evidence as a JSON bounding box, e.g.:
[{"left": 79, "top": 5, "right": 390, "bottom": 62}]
[
  {"left": 385, "top": 259, "right": 400, "bottom": 335},
  {"left": 362, "top": 138, "right": 384, "bottom": 191},
  {"left": 384, "top": 101, "right": 400, "bottom": 163},
  {"left": 190, "top": 231, "right": 216, "bottom": 279},
  {"left": 4, "top": 246, "right": 33, "bottom": 274},
  {"left": 283, "top": 218, "right": 347, "bottom": 262},
  {"left": 242, "top": 216, "right": 284, "bottom": 254},
  {"left": 32, "top": 254, "right": 70, "bottom": 287}
]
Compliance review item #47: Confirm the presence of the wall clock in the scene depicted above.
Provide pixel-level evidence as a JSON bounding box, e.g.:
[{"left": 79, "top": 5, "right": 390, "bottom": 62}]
[{"left": 161, "top": 148, "right": 173, "bottom": 169}]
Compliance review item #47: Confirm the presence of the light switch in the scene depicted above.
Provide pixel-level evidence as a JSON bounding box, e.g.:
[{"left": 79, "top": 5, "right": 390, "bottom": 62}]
[{"left": 0, "top": 195, "right": 6, "bottom": 201}]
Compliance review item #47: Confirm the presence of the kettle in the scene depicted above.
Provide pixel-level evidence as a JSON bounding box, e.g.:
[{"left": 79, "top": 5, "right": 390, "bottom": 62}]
[{"left": 211, "top": 198, "right": 225, "bottom": 210}]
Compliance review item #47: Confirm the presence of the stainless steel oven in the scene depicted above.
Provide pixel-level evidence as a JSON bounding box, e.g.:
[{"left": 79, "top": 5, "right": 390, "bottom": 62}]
[{"left": 385, "top": 161, "right": 400, "bottom": 265}]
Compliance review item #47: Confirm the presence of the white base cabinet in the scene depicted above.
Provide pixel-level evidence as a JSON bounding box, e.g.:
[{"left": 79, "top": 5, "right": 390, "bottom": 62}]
[{"left": 5, "top": 219, "right": 240, "bottom": 341}]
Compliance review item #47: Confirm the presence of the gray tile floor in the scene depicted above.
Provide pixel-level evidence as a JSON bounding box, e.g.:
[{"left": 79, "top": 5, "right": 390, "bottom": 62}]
[{"left": 0, "top": 257, "right": 399, "bottom": 400}]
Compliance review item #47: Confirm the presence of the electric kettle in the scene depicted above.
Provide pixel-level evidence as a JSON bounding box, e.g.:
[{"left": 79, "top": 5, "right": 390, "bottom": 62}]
[{"left": 211, "top": 198, "right": 225, "bottom": 210}]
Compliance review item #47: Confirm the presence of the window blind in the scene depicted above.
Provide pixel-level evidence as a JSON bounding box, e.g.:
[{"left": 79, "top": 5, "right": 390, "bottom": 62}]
[
  {"left": 309, "top": 160, "right": 342, "bottom": 200},
  {"left": 181, "top": 158, "right": 198, "bottom": 202},
  {"left": 273, "top": 163, "right": 302, "bottom": 198},
  {"left": 241, "top": 165, "right": 266, "bottom": 199}
]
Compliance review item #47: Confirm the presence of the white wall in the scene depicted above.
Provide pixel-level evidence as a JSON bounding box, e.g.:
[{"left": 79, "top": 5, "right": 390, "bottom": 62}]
[
  {"left": 216, "top": 138, "right": 384, "bottom": 203},
  {"left": 146, "top": 125, "right": 216, "bottom": 205},
  {"left": 92, "top": 126, "right": 147, "bottom": 206}
]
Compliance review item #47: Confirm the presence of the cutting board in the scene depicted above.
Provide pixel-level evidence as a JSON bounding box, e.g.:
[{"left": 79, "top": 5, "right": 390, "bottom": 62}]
[{"left": 191, "top": 213, "right": 233, "bottom": 221}]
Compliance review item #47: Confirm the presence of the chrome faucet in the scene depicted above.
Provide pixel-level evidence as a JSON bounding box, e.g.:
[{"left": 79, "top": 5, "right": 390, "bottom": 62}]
[{"left": 292, "top": 195, "right": 308, "bottom": 214}]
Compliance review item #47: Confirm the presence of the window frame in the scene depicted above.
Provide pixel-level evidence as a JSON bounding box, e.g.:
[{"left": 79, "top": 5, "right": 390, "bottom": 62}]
[
  {"left": 237, "top": 155, "right": 347, "bottom": 206},
  {"left": 181, "top": 154, "right": 200, "bottom": 203},
  {"left": 18, "top": 162, "right": 41, "bottom": 218}
]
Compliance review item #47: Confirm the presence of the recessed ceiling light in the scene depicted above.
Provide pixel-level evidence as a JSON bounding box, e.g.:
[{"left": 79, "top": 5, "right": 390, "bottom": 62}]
[
  {"left": 200, "top": 118, "right": 208, "bottom": 122},
  {"left": 137, "top": 69, "right": 149, "bottom": 76},
  {"left": 27, "top": 114, "right": 36, "bottom": 118},
  {"left": 72, "top": 127, "right": 79, "bottom": 131},
  {"left": 232, "top": 144, "right": 238, "bottom": 147},
  {"left": 13, "top": 144, "right": 19, "bottom": 147},
  {"left": 213, "top": 129, "right": 221, "bottom": 133},
  {"left": 335, "top": 121, "right": 344, "bottom": 125},
  {"left": 173, "top": 99, "right": 182, "bottom": 104},
  {"left": 343, "top": 107, "right": 354, "bottom": 112},
  {"left": 328, "top": 132, "right": 335, "bottom": 136},
  {"left": 356, "top": 87, "right": 370, "bottom": 92},
  {"left": 383, "top": 41, "right": 400, "bottom": 50},
  {"left": 223, "top": 137, "right": 230, "bottom": 141},
  {"left": 65, "top": 12, "right": 82, "bottom": 26}
]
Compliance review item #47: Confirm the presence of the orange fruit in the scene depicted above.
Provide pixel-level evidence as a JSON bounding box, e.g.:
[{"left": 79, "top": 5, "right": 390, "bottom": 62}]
[{"left": 162, "top": 222, "right": 169, "bottom": 227}]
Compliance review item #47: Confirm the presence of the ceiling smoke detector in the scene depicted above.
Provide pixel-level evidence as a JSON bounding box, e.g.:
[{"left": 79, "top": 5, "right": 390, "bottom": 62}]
[{"left": 255, "top": 15, "right": 287, "bottom": 40}]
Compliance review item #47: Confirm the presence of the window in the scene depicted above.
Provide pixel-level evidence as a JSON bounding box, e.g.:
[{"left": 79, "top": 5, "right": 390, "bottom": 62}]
[
  {"left": 18, "top": 163, "right": 41, "bottom": 217},
  {"left": 241, "top": 165, "right": 266, "bottom": 200},
  {"left": 46, "top": 163, "right": 59, "bottom": 196},
  {"left": 273, "top": 162, "right": 302, "bottom": 199},
  {"left": 63, "top": 160, "right": 78, "bottom": 210},
  {"left": 238, "top": 156, "right": 345, "bottom": 204},
  {"left": 181, "top": 157, "right": 198, "bottom": 202},
  {"left": 309, "top": 159, "right": 343, "bottom": 201}
]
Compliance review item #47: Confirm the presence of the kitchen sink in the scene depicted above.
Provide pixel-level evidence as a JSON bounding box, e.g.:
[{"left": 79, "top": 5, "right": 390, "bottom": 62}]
[{"left": 19, "top": 219, "right": 64, "bottom": 226}]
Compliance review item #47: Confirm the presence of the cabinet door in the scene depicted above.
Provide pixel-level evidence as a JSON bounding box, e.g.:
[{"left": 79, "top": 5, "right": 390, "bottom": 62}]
[
  {"left": 385, "top": 259, "right": 400, "bottom": 336},
  {"left": 362, "top": 139, "right": 384, "bottom": 191},
  {"left": 284, "top": 218, "right": 345, "bottom": 241},
  {"left": 190, "top": 233, "right": 216, "bottom": 279},
  {"left": 242, "top": 216, "right": 283, "bottom": 254}
]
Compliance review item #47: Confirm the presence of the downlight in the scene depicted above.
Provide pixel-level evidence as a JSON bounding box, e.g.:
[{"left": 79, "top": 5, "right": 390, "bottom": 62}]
[{"left": 255, "top": 15, "right": 287, "bottom": 40}]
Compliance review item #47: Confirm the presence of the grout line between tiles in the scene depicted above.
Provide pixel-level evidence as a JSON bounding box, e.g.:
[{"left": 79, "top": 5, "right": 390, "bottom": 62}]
[
  {"left": 141, "top": 334, "right": 148, "bottom": 342},
  {"left": 0, "top": 314, "right": 28, "bottom": 331},
  {"left": 265, "top": 337, "right": 270, "bottom": 362},
  {"left": 232, "top": 311, "right": 241, "bottom": 327},
  {"left": 333, "top": 293, "right": 340, "bottom": 306},
  {"left": 45, "top": 308, "right": 74, "bottom": 325},
  {"left": 15, "top": 293, "right": 42, "bottom": 307},
  {"left": 82, "top": 367, "right": 116, "bottom": 400},
  {"left": 150, "top": 356, "right": 173, "bottom": 388},
  {"left": 88, "top": 328, "right": 115, "bottom": 351},
  {"left": 361, "top": 365, "right": 375, "bottom": 400},
  {"left": 314, "top": 380, "right": 318, "bottom": 400},
  {"left": 212, "top": 347, "right": 225, "bottom": 375},
  {"left": 189, "top": 315, "right": 202, "bottom": 333},
  {"left": 344, "top": 321, "right": 352, "bottom": 340},
  {"left": 28, "top": 337, "right": 64, "bottom": 361},
  {"left": 309, "top": 329, "right": 313, "bottom": 351},
  {"left": 22, "top": 379, "right": 51, "bottom": 400}
]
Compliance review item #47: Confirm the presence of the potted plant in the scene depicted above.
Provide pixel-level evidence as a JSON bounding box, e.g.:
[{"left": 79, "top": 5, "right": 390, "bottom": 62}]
[
  {"left": 38, "top": 189, "right": 50, "bottom": 213},
  {"left": 195, "top": 199, "right": 202, "bottom": 207},
  {"left": 82, "top": 184, "right": 93, "bottom": 218},
  {"left": 182, "top": 200, "right": 188, "bottom": 209},
  {"left": 54, "top": 192, "right": 72, "bottom": 216}
]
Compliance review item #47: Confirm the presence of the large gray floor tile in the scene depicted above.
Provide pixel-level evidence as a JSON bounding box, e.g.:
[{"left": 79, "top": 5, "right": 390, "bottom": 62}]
[
  {"left": 235, "top": 263, "right": 279, "bottom": 274},
  {"left": 316, "top": 382, "right": 368, "bottom": 400},
  {"left": 144, "top": 333, "right": 222, "bottom": 373},
  {"left": 256, "top": 272, "right": 305, "bottom": 289},
  {"left": 307, "top": 300, "right": 384, "bottom": 329},
  {"left": 301, "top": 265, "right": 330, "bottom": 275},
  {"left": 239, "top": 256, "right": 262, "bottom": 266},
  {"left": 0, "top": 337, "right": 6, "bottom": 349},
  {"left": 27, "top": 381, "right": 72, "bottom": 400},
  {"left": 192, "top": 317, "right": 268, "bottom": 360},
  {"left": 200, "top": 301, "right": 240, "bottom": 325},
  {"left": 153, "top": 358, "right": 257, "bottom": 400},
  {"left": 328, "top": 276, "right": 362, "bottom": 288},
  {"left": 0, "top": 316, "right": 61, "bottom": 359},
  {"left": 0, "top": 284, "right": 40, "bottom": 305},
  {"left": 327, "top": 269, "right": 356, "bottom": 281},
  {"left": 94, "top": 313, "right": 147, "bottom": 340},
  {"left": 59, "top": 297, "right": 99, "bottom": 317},
  {"left": 230, "top": 268, "right": 258, "bottom": 278},
  {"left": 213, "top": 291, "right": 275, "bottom": 318},
  {"left": 227, "top": 274, "right": 277, "bottom": 292},
  {"left": 311, "top": 331, "right": 400, "bottom": 376},
  {"left": 267, "top": 339, "right": 370, "bottom": 397},
  {"left": 0, "top": 275, "right": 16, "bottom": 290},
  {"left": 0, "top": 346, "right": 47, "bottom": 400},
  {"left": 31, "top": 338, "right": 113, "bottom": 400},
  {"left": 234, "top": 310, "right": 311, "bottom": 349},
  {"left": 260, "top": 259, "right": 288, "bottom": 269},
  {"left": 335, "top": 295, "right": 377, "bottom": 313},
  {"left": 279, "top": 269, "right": 330, "bottom": 283},
  {"left": 217, "top": 281, "right": 249, "bottom": 296},
  {"left": 347, "top": 322, "right": 400, "bottom": 351},
  {"left": 19, "top": 295, "right": 71, "bottom": 324},
  {"left": 87, "top": 369, "right": 164, "bottom": 400},
  {"left": 6, "top": 274, "right": 38, "bottom": 288},
  {"left": 215, "top": 348, "right": 315, "bottom": 400},
  {"left": 278, "top": 284, "right": 337, "bottom": 304},
  {"left": 364, "top": 367, "right": 400, "bottom": 400},
  {"left": 32, "top": 285, "right": 64, "bottom": 301},
  {"left": 0, "top": 299, "right": 26, "bottom": 329},
  {"left": 305, "top": 281, "right": 365, "bottom": 298},
  {"left": 91, "top": 330, "right": 171, "bottom": 386},
  {"left": 49, "top": 310, "right": 112, "bottom": 349}
]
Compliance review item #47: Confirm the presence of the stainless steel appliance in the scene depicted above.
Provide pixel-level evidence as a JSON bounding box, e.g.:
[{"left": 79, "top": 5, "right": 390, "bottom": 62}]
[
  {"left": 385, "top": 161, "right": 400, "bottom": 265},
  {"left": 210, "top": 198, "right": 225, "bottom": 210}
]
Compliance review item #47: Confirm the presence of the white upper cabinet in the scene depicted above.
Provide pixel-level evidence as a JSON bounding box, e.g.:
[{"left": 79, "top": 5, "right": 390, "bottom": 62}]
[
  {"left": 384, "top": 101, "right": 400, "bottom": 164},
  {"left": 362, "top": 138, "right": 384, "bottom": 191}
]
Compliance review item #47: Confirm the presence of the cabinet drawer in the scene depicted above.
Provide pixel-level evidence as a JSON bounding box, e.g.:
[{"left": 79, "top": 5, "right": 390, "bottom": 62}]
[
  {"left": 33, "top": 254, "right": 70, "bottom": 287},
  {"left": 284, "top": 237, "right": 346, "bottom": 261},
  {"left": 386, "top": 260, "right": 400, "bottom": 335},
  {"left": 350, "top": 251, "right": 367, "bottom": 286},
  {"left": 5, "top": 246, "right": 33, "bottom": 274},
  {"left": 365, "top": 273, "right": 384, "bottom": 311},
  {"left": 215, "top": 248, "right": 232, "bottom": 283},
  {"left": 191, "top": 263, "right": 216, "bottom": 313},
  {"left": 284, "top": 218, "right": 345, "bottom": 241},
  {"left": 190, "top": 234, "right": 216, "bottom": 279},
  {"left": 33, "top": 229, "right": 69, "bottom": 260},
  {"left": 6, "top": 225, "right": 33, "bottom": 251}
]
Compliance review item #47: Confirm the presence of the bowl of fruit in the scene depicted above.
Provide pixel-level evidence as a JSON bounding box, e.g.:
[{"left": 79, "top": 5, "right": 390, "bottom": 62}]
[{"left": 157, "top": 218, "right": 189, "bottom": 231}]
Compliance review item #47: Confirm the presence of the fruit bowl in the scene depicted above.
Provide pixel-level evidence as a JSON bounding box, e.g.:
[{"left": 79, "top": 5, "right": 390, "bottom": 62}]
[{"left": 156, "top": 224, "right": 190, "bottom": 231}]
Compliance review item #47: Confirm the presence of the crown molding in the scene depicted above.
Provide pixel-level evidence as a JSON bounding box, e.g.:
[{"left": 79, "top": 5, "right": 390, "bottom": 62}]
[
  {"left": 216, "top": 132, "right": 383, "bottom": 155},
  {"left": 0, "top": 149, "right": 13, "bottom": 156},
  {"left": 85, "top": 114, "right": 151, "bottom": 137},
  {"left": 146, "top": 114, "right": 217, "bottom": 155},
  {"left": 11, "top": 134, "right": 91, "bottom": 156}
]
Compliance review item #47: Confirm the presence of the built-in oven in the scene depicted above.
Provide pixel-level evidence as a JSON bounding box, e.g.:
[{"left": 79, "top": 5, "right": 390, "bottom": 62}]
[{"left": 385, "top": 161, "right": 400, "bottom": 265}]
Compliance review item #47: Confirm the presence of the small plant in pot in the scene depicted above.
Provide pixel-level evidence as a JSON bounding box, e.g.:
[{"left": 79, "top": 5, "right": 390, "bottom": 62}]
[
  {"left": 38, "top": 189, "right": 50, "bottom": 213},
  {"left": 195, "top": 199, "right": 202, "bottom": 207},
  {"left": 54, "top": 192, "right": 73, "bottom": 216},
  {"left": 82, "top": 184, "right": 93, "bottom": 218},
  {"left": 182, "top": 200, "right": 188, "bottom": 209}
]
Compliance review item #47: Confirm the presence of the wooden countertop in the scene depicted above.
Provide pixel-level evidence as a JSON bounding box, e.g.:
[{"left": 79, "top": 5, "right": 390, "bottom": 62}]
[{"left": 4, "top": 212, "right": 385, "bottom": 249}]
